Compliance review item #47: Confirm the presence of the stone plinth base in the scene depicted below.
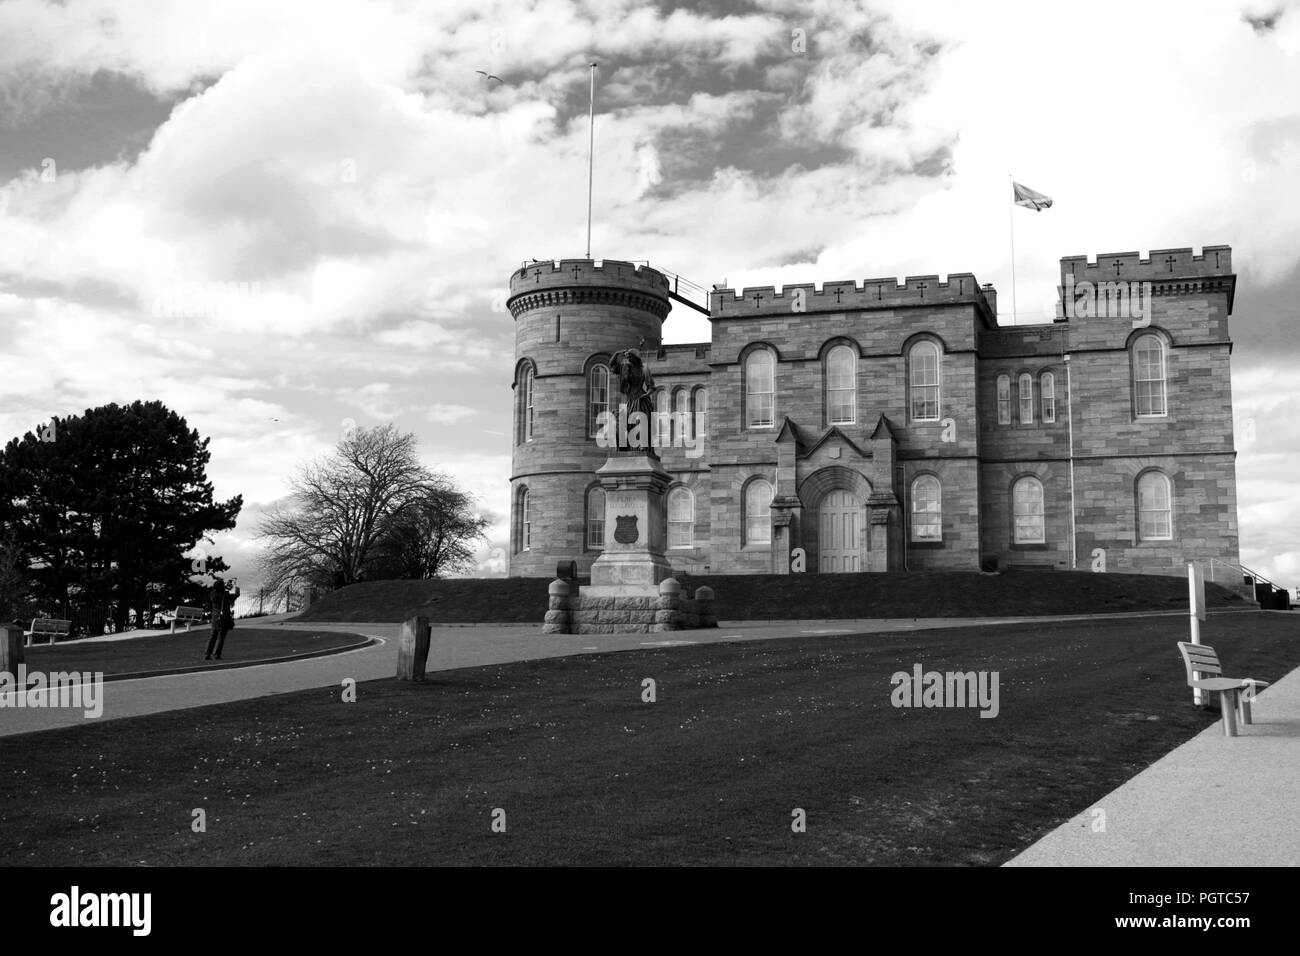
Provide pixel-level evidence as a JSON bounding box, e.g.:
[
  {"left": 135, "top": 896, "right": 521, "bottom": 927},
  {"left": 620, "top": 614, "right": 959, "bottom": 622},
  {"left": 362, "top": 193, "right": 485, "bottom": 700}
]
[{"left": 542, "top": 579, "right": 717, "bottom": 635}]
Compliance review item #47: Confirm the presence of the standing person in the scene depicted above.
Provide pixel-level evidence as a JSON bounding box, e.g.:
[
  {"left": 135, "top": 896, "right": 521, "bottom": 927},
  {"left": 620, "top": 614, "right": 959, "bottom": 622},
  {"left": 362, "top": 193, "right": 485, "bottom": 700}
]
[{"left": 204, "top": 577, "right": 240, "bottom": 661}]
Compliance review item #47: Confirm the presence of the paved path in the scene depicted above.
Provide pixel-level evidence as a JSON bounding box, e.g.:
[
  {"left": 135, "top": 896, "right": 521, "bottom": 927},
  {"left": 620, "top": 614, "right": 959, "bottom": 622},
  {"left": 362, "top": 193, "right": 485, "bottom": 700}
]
[{"left": 1006, "top": 665, "right": 1300, "bottom": 866}]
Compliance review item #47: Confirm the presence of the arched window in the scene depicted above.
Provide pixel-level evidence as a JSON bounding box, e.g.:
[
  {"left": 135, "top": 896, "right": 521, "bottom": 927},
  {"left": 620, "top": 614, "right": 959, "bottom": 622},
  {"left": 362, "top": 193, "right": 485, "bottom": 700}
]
[
  {"left": 674, "top": 388, "right": 690, "bottom": 444},
  {"left": 1137, "top": 472, "right": 1172, "bottom": 541},
  {"left": 911, "top": 476, "right": 942, "bottom": 541},
  {"left": 826, "top": 345, "right": 856, "bottom": 425},
  {"left": 668, "top": 487, "right": 694, "bottom": 548},
  {"left": 1041, "top": 372, "right": 1056, "bottom": 423},
  {"left": 518, "top": 487, "right": 531, "bottom": 552},
  {"left": 1018, "top": 373, "right": 1034, "bottom": 424},
  {"left": 997, "top": 374, "right": 1011, "bottom": 425},
  {"left": 523, "top": 367, "right": 535, "bottom": 442},
  {"left": 745, "top": 479, "right": 773, "bottom": 545},
  {"left": 1133, "top": 335, "right": 1167, "bottom": 417},
  {"left": 588, "top": 364, "right": 609, "bottom": 438},
  {"left": 654, "top": 388, "right": 670, "bottom": 448},
  {"left": 1012, "top": 477, "right": 1045, "bottom": 544},
  {"left": 745, "top": 350, "right": 775, "bottom": 427},
  {"left": 586, "top": 486, "right": 605, "bottom": 550},
  {"left": 693, "top": 386, "right": 708, "bottom": 437},
  {"left": 909, "top": 341, "right": 940, "bottom": 421}
]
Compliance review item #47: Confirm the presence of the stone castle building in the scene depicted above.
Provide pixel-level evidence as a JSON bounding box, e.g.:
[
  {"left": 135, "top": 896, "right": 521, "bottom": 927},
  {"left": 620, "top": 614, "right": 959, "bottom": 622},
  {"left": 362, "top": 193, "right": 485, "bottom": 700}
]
[{"left": 507, "top": 246, "right": 1240, "bottom": 578}]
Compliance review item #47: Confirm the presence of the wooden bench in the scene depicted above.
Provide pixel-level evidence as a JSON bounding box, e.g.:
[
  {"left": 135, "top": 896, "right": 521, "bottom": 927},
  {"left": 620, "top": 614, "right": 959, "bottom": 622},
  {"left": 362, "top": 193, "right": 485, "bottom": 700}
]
[
  {"left": 1177, "top": 642, "right": 1271, "bottom": 737},
  {"left": 162, "top": 605, "right": 206, "bottom": 634},
  {"left": 23, "top": 618, "right": 71, "bottom": 646}
]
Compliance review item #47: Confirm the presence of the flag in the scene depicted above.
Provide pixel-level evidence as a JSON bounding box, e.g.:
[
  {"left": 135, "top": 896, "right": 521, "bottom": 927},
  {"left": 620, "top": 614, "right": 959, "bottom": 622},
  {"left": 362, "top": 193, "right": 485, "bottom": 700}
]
[{"left": 1012, "top": 181, "right": 1053, "bottom": 211}]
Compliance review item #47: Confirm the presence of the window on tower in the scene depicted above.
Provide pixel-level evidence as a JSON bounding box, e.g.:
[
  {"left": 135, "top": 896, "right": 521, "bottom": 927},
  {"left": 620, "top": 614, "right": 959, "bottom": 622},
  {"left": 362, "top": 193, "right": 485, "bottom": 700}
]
[
  {"left": 827, "top": 345, "right": 856, "bottom": 425},
  {"left": 1018, "top": 373, "right": 1034, "bottom": 424},
  {"left": 1041, "top": 372, "right": 1056, "bottom": 423},
  {"left": 586, "top": 486, "right": 605, "bottom": 550},
  {"left": 1137, "top": 472, "right": 1173, "bottom": 541},
  {"left": 745, "top": 478, "right": 773, "bottom": 545},
  {"left": 1012, "top": 476, "right": 1045, "bottom": 544},
  {"left": 997, "top": 374, "right": 1011, "bottom": 425},
  {"left": 746, "top": 350, "right": 775, "bottom": 428},
  {"left": 909, "top": 341, "right": 941, "bottom": 421},
  {"left": 910, "top": 475, "right": 942, "bottom": 541},
  {"left": 1133, "top": 334, "right": 1167, "bottom": 417},
  {"left": 668, "top": 487, "right": 694, "bottom": 548},
  {"left": 588, "top": 364, "right": 609, "bottom": 438}
]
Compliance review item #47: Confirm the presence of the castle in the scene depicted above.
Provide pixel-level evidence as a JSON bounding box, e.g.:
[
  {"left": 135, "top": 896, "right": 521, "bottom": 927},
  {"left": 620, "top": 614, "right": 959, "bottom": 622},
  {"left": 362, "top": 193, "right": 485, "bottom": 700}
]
[{"left": 507, "top": 247, "right": 1240, "bottom": 578}]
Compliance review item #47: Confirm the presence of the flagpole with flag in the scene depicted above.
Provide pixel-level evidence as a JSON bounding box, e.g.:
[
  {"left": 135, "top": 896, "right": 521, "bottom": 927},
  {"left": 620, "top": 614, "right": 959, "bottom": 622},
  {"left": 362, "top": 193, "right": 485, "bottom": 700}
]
[{"left": 1008, "top": 178, "right": 1053, "bottom": 325}]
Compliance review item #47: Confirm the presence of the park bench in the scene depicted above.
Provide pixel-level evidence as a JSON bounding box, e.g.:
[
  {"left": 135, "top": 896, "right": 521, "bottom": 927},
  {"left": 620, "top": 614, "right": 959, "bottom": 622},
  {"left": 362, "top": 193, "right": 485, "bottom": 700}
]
[
  {"left": 1177, "top": 642, "right": 1271, "bottom": 737},
  {"left": 162, "top": 605, "right": 207, "bottom": 634},
  {"left": 23, "top": 618, "right": 71, "bottom": 646}
]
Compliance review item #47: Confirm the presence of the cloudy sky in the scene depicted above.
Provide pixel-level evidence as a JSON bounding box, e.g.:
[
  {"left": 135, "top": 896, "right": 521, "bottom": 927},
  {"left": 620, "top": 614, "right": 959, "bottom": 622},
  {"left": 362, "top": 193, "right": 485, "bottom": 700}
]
[{"left": 1, "top": 0, "right": 1298, "bottom": 597}]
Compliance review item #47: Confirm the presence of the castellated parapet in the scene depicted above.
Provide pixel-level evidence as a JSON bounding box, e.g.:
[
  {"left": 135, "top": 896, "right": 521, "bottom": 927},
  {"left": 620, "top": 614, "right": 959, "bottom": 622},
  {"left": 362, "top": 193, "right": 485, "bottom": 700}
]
[
  {"left": 711, "top": 272, "right": 996, "bottom": 323},
  {"left": 508, "top": 258, "right": 672, "bottom": 321},
  {"left": 1058, "top": 246, "right": 1236, "bottom": 311}
]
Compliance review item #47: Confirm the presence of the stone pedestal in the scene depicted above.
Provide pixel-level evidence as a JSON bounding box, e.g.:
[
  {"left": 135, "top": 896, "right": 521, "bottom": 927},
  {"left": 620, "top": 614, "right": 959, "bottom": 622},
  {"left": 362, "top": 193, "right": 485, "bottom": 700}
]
[{"left": 587, "top": 452, "right": 672, "bottom": 595}]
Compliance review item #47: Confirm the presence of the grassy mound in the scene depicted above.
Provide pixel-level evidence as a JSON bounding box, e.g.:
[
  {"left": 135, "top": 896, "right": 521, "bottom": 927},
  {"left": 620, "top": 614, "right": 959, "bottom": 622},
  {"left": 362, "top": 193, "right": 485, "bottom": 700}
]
[{"left": 293, "top": 570, "right": 1250, "bottom": 624}]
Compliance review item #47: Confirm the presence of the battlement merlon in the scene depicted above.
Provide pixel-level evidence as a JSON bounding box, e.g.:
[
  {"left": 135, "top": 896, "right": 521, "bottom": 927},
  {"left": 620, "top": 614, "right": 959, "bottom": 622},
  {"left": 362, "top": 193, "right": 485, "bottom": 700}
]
[
  {"left": 1059, "top": 246, "right": 1236, "bottom": 313},
  {"left": 509, "top": 259, "right": 671, "bottom": 297},
  {"left": 709, "top": 273, "right": 996, "bottom": 323}
]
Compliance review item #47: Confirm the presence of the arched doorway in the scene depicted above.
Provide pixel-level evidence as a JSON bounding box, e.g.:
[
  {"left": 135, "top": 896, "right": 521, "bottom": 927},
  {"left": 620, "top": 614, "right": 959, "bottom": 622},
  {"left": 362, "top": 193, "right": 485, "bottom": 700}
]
[{"left": 818, "top": 489, "right": 862, "bottom": 572}]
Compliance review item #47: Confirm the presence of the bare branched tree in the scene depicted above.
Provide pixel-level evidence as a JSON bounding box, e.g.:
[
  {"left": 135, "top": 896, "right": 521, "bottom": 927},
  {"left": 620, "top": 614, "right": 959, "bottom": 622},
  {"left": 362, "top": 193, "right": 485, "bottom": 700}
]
[{"left": 257, "top": 424, "right": 476, "bottom": 594}]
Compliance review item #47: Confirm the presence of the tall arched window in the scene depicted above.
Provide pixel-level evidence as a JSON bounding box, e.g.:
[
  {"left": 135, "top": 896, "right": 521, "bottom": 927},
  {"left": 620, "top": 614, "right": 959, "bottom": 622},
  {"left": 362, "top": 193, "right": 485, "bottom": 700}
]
[
  {"left": 586, "top": 486, "right": 605, "bottom": 550},
  {"left": 745, "top": 479, "right": 773, "bottom": 545},
  {"left": 518, "top": 487, "right": 531, "bottom": 552},
  {"left": 909, "top": 341, "right": 940, "bottom": 421},
  {"left": 668, "top": 487, "right": 694, "bottom": 548},
  {"left": 588, "top": 364, "right": 609, "bottom": 438},
  {"left": 1137, "top": 472, "right": 1172, "bottom": 541},
  {"left": 655, "top": 388, "right": 670, "bottom": 448},
  {"left": 674, "top": 387, "right": 690, "bottom": 444},
  {"left": 1041, "top": 372, "right": 1056, "bottom": 423},
  {"left": 1133, "top": 335, "right": 1167, "bottom": 417},
  {"left": 523, "top": 367, "right": 535, "bottom": 442},
  {"left": 693, "top": 386, "right": 708, "bottom": 437},
  {"left": 1012, "top": 477, "right": 1045, "bottom": 544},
  {"left": 997, "top": 374, "right": 1011, "bottom": 425},
  {"left": 746, "top": 350, "right": 775, "bottom": 427},
  {"left": 911, "top": 475, "right": 942, "bottom": 541},
  {"left": 1018, "top": 373, "right": 1034, "bottom": 424},
  {"left": 826, "top": 345, "right": 856, "bottom": 424}
]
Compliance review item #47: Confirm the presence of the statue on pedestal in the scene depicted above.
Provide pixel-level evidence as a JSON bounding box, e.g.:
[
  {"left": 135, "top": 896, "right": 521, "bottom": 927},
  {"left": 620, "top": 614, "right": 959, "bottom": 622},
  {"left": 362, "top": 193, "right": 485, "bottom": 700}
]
[{"left": 609, "top": 347, "right": 657, "bottom": 453}]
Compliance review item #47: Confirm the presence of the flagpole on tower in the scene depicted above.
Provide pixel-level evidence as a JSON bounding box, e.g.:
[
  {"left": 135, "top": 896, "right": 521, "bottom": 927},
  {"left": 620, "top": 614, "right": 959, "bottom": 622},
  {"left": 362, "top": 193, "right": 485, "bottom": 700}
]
[
  {"left": 586, "top": 62, "right": 597, "bottom": 259},
  {"left": 1008, "top": 174, "right": 1018, "bottom": 326}
]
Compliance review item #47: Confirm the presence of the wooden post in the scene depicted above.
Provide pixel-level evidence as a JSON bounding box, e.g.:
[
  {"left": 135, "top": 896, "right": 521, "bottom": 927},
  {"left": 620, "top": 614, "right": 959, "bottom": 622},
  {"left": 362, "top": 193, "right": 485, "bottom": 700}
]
[
  {"left": 396, "top": 615, "right": 431, "bottom": 681},
  {"left": 1, "top": 624, "right": 23, "bottom": 674},
  {"left": 1188, "top": 561, "right": 1206, "bottom": 706}
]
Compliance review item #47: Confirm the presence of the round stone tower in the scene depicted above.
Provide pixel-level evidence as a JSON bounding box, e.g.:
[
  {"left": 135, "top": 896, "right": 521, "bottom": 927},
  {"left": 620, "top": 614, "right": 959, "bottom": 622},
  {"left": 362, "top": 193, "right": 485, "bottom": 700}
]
[{"left": 507, "top": 259, "right": 672, "bottom": 577}]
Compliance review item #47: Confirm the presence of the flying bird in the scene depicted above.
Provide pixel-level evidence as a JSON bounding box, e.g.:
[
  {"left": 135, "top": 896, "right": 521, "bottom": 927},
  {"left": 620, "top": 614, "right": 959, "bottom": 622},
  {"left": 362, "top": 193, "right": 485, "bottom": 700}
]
[{"left": 476, "top": 70, "right": 503, "bottom": 83}]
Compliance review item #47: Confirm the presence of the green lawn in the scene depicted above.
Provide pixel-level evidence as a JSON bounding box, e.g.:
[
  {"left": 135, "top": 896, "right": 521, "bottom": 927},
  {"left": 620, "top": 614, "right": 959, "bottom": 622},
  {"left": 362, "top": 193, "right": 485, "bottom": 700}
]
[
  {"left": 19, "top": 628, "right": 371, "bottom": 679},
  {"left": 295, "top": 569, "right": 1251, "bottom": 624},
  {"left": 2, "top": 612, "right": 1296, "bottom": 866}
]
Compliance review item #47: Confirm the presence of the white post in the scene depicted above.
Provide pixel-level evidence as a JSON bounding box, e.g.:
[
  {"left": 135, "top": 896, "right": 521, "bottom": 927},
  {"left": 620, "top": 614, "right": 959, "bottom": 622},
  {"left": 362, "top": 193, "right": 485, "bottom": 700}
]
[
  {"left": 1065, "top": 353, "right": 1076, "bottom": 569},
  {"left": 1188, "top": 560, "right": 1206, "bottom": 705}
]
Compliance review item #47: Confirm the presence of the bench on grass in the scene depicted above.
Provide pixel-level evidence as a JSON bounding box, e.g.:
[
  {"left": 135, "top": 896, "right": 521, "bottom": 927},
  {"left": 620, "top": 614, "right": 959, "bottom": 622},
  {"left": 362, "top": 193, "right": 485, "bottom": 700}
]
[
  {"left": 162, "top": 605, "right": 206, "bottom": 634},
  {"left": 1177, "top": 642, "right": 1271, "bottom": 737},
  {"left": 23, "top": 618, "right": 71, "bottom": 646}
]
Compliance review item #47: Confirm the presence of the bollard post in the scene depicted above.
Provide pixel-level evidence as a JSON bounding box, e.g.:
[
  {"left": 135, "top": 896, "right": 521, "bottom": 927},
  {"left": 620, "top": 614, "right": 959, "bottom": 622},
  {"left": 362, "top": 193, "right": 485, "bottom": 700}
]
[
  {"left": 396, "top": 614, "right": 431, "bottom": 681},
  {"left": 1, "top": 624, "right": 24, "bottom": 674}
]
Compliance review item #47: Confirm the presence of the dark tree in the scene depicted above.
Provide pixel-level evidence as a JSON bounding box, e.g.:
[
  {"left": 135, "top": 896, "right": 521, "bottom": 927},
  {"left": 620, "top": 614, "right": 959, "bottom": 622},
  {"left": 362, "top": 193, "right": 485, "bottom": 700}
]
[
  {"left": 370, "top": 484, "right": 491, "bottom": 580},
  {"left": 258, "top": 424, "right": 486, "bottom": 592},
  {"left": 0, "top": 401, "right": 242, "bottom": 631}
]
